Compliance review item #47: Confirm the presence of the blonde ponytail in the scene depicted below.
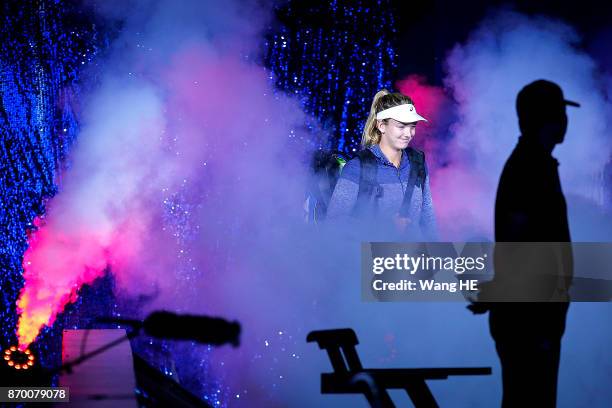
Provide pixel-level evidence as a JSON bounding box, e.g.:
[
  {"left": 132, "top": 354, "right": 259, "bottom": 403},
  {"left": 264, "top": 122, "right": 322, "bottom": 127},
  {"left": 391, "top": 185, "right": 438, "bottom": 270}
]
[
  {"left": 361, "top": 89, "right": 390, "bottom": 147},
  {"left": 360, "top": 89, "right": 415, "bottom": 148}
]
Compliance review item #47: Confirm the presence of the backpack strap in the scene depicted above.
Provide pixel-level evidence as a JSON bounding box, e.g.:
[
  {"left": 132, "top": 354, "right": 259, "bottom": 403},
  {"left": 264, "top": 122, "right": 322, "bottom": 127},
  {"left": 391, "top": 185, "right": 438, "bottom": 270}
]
[
  {"left": 353, "top": 149, "right": 382, "bottom": 216},
  {"left": 398, "top": 147, "right": 426, "bottom": 217}
]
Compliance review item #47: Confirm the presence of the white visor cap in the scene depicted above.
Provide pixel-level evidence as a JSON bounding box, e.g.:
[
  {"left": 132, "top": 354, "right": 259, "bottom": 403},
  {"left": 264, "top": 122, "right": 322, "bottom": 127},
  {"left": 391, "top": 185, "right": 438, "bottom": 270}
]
[{"left": 376, "top": 104, "right": 428, "bottom": 123}]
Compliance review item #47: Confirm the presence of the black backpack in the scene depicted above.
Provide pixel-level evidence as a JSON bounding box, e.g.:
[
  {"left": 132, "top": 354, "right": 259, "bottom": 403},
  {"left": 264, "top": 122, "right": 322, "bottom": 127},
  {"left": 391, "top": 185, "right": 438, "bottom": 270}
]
[{"left": 306, "top": 150, "right": 349, "bottom": 222}]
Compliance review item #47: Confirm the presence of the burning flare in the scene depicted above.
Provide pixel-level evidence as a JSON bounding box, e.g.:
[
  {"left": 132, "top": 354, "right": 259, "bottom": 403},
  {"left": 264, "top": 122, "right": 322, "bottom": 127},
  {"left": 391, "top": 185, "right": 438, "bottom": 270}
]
[{"left": 15, "top": 216, "right": 112, "bottom": 349}]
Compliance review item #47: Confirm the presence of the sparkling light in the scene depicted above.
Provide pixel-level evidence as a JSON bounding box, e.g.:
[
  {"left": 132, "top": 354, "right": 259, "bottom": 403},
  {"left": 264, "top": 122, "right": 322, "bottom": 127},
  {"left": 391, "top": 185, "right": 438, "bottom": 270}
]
[
  {"left": 265, "top": 0, "right": 398, "bottom": 153},
  {"left": 3, "top": 346, "right": 36, "bottom": 371},
  {"left": 0, "top": 0, "right": 103, "bottom": 372}
]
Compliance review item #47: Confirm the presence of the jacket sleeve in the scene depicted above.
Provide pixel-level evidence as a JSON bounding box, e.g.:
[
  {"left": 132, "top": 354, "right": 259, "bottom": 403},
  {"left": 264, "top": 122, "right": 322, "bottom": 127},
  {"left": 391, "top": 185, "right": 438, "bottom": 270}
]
[
  {"left": 419, "top": 163, "right": 439, "bottom": 240},
  {"left": 326, "top": 158, "right": 360, "bottom": 220}
]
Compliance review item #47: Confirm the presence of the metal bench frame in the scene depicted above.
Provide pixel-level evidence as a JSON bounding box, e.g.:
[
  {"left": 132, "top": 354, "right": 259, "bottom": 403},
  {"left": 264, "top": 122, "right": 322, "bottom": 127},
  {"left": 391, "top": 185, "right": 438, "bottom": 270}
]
[{"left": 307, "top": 328, "right": 492, "bottom": 408}]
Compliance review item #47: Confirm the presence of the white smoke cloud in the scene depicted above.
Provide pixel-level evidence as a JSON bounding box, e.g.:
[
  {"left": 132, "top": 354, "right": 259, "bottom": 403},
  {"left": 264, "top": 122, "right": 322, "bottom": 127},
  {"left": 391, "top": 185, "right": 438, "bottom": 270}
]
[{"left": 444, "top": 10, "right": 612, "bottom": 238}]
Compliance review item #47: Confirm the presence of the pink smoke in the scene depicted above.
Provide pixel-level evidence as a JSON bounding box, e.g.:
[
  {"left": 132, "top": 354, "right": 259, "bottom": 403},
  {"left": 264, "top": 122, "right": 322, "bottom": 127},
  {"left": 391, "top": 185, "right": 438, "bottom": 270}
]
[
  {"left": 396, "top": 75, "right": 446, "bottom": 128},
  {"left": 15, "top": 30, "right": 310, "bottom": 351},
  {"left": 396, "top": 74, "right": 490, "bottom": 239}
]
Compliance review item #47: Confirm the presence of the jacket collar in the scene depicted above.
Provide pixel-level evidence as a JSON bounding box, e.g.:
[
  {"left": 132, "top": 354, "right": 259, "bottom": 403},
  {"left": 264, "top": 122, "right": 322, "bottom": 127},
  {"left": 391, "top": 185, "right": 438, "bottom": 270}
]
[
  {"left": 516, "top": 135, "right": 559, "bottom": 167},
  {"left": 368, "top": 143, "right": 410, "bottom": 169}
]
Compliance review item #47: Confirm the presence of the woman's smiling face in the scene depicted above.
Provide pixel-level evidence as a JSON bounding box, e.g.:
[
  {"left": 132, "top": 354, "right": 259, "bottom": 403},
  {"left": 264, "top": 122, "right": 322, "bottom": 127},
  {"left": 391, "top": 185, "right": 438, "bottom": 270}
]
[{"left": 377, "top": 118, "right": 417, "bottom": 150}]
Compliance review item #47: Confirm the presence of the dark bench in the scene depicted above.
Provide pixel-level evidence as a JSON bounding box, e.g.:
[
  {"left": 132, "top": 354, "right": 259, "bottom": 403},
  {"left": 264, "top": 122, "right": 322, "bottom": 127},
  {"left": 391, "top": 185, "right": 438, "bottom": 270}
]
[{"left": 307, "top": 328, "right": 491, "bottom": 408}]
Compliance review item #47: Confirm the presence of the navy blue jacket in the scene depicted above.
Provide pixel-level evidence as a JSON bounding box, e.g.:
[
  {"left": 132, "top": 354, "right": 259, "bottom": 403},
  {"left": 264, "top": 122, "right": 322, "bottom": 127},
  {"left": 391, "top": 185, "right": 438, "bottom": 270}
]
[{"left": 327, "top": 144, "right": 438, "bottom": 239}]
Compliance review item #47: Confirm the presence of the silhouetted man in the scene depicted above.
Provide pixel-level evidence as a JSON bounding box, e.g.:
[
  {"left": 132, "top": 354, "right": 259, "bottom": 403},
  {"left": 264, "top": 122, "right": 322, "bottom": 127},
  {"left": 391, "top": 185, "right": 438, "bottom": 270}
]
[{"left": 490, "top": 80, "right": 578, "bottom": 407}]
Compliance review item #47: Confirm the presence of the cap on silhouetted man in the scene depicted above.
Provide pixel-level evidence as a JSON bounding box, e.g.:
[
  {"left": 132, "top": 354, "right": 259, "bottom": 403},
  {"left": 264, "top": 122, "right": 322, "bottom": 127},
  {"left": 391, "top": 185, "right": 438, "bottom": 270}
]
[{"left": 490, "top": 79, "right": 578, "bottom": 407}]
